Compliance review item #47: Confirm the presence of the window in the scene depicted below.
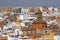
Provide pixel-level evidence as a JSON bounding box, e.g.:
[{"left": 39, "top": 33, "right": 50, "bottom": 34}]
[
  {"left": 6, "top": 21, "right": 8, "bottom": 23},
  {"left": 42, "top": 25, "right": 44, "bottom": 28},
  {"left": 16, "top": 8, "right": 21, "bottom": 13},
  {"left": 45, "top": 31, "right": 47, "bottom": 34}
]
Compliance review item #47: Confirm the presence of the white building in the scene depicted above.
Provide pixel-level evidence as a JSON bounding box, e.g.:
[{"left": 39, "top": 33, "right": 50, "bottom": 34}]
[
  {"left": 54, "top": 35, "right": 60, "bottom": 40},
  {"left": 20, "top": 15, "right": 24, "bottom": 20},
  {"left": 3, "top": 21, "right": 16, "bottom": 31},
  {"left": 42, "top": 11, "right": 60, "bottom": 16},
  {"left": 21, "top": 8, "right": 30, "bottom": 14},
  {"left": 39, "top": 38, "right": 47, "bottom": 40},
  {"left": 50, "top": 12, "right": 60, "bottom": 16},
  {"left": 48, "top": 7, "right": 54, "bottom": 11},
  {"left": 42, "top": 12, "right": 50, "bottom": 16},
  {"left": 39, "top": 7, "right": 43, "bottom": 12},
  {"left": 20, "top": 12, "right": 37, "bottom": 20},
  {"left": 14, "top": 29, "right": 23, "bottom": 35},
  {"left": 20, "top": 22, "right": 25, "bottom": 27},
  {"left": 20, "top": 14, "right": 29, "bottom": 20},
  {"left": 47, "top": 20, "right": 56, "bottom": 26},
  {"left": 0, "top": 17, "right": 4, "bottom": 22}
]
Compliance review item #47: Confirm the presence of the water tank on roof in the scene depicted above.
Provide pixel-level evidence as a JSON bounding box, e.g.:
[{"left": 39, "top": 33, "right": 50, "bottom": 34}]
[{"left": 16, "top": 8, "right": 21, "bottom": 13}]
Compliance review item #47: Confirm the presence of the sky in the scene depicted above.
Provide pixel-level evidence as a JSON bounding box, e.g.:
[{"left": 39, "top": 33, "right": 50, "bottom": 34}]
[{"left": 0, "top": 0, "right": 60, "bottom": 7}]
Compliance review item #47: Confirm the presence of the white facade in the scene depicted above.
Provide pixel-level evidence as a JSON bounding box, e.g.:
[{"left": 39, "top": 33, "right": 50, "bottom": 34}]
[
  {"left": 50, "top": 12, "right": 60, "bottom": 16},
  {"left": 39, "top": 38, "right": 47, "bottom": 40},
  {"left": 47, "top": 20, "right": 56, "bottom": 26},
  {"left": 20, "top": 22, "right": 25, "bottom": 27},
  {"left": 20, "top": 12, "right": 36, "bottom": 20},
  {"left": 14, "top": 29, "right": 23, "bottom": 35},
  {"left": 39, "top": 7, "right": 43, "bottom": 12},
  {"left": 0, "top": 17, "right": 3, "bottom": 22},
  {"left": 42, "top": 12, "right": 49, "bottom": 16},
  {"left": 54, "top": 8, "right": 58, "bottom": 11},
  {"left": 20, "top": 14, "right": 29, "bottom": 20},
  {"left": 42, "top": 11, "right": 60, "bottom": 16},
  {"left": 48, "top": 7, "right": 53, "bottom": 11},
  {"left": 21, "top": 8, "right": 29, "bottom": 13},
  {"left": 8, "top": 36, "right": 18, "bottom": 40},
  {"left": 3, "top": 21, "right": 16, "bottom": 30},
  {"left": 20, "top": 15, "right": 24, "bottom": 20},
  {"left": 54, "top": 35, "right": 60, "bottom": 40}
]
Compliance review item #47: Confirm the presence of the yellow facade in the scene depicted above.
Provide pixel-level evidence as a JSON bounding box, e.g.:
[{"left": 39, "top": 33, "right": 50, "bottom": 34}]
[
  {"left": 41, "top": 32, "right": 54, "bottom": 40},
  {"left": 16, "top": 15, "right": 21, "bottom": 29},
  {"left": 16, "top": 15, "right": 20, "bottom": 21}
]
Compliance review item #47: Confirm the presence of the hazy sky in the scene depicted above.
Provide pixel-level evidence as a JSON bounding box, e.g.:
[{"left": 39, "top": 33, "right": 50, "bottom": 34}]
[{"left": 0, "top": 0, "right": 60, "bottom": 7}]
